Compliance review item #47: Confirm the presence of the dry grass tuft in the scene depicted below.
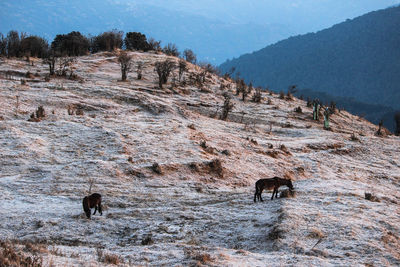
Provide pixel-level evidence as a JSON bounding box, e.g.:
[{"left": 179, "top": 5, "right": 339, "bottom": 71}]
[
  {"left": 280, "top": 189, "right": 296, "bottom": 198},
  {"left": 207, "top": 158, "right": 224, "bottom": 177},
  {"left": 365, "top": 192, "right": 380, "bottom": 202},
  {"left": 151, "top": 162, "right": 163, "bottom": 174},
  {"left": 308, "top": 228, "right": 325, "bottom": 239},
  {"left": 184, "top": 247, "right": 214, "bottom": 265},
  {"left": 0, "top": 240, "right": 43, "bottom": 267}
]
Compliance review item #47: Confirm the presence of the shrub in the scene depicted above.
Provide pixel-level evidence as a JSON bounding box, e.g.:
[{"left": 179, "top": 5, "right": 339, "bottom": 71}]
[
  {"left": 183, "top": 49, "right": 196, "bottom": 64},
  {"left": 220, "top": 92, "right": 234, "bottom": 120},
  {"left": 124, "top": 32, "right": 149, "bottom": 51},
  {"left": 51, "top": 31, "right": 89, "bottom": 56},
  {"left": 118, "top": 51, "right": 133, "bottom": 81},
  {"left": 20, "top": 35, "right": 48, "bottom": 58},
  {"left": 90, "top": 30, "right": 123, "bottom": 53},
  {"left": 163, "top": 43, "right": 179, "bottom": 57},
  {"left": 294, "top": 106, "right": 302, "bottom": 113},
  {"left": 279, "top": 91, "right": 285, "bottom": 99},
  {"left": 208, "top": 158, "right": 224, "bottom": 177},
  {"left": 151, "top": 162, "right": 162, "bottom": 174},
  {"left": 28, "top": 106, "right": 46, "bottom": 122},
  {"left": 147, "top": 38, "right": 161, "bottom": 51},
  {"left": 252, "top": 87, "right": 262, "bottom": 103}
]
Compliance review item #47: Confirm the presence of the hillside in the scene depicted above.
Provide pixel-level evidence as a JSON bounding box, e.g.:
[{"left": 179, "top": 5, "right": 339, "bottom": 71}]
[
  {"left": 219, "top": 6, "right": 400, "bottom": 127},
  {"left": 0, "top": 52, "right": 400, "bottom": 266}
]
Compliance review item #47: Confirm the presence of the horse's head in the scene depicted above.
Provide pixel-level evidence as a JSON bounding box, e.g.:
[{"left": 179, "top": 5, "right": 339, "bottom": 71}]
[{"left": 287, "top": 179, "right": 294, "bottom": 191}]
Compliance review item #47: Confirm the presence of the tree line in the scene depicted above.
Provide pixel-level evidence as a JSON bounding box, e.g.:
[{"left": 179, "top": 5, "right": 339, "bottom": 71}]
[{"left": 0, "top": 29, "right": 197, "bottom": 64}]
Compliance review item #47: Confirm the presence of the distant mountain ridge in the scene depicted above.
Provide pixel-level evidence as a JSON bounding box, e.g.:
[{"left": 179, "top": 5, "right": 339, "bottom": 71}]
[{"left": 219, "top": 6, "right": 400, "bottom": 128}]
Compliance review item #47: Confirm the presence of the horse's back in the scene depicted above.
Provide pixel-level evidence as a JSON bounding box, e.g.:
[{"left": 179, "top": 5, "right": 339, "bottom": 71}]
[{"left": 256, "top": 178, "right": 276, "bottom": 190}]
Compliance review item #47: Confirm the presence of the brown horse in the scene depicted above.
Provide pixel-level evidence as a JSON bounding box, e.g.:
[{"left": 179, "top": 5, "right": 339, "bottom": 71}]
[
  {"left": 254, "top": 177, "right": 294, "bottom": 202},
  {"left": 82, "top": 193, "right": 102, "bottom": 219}
]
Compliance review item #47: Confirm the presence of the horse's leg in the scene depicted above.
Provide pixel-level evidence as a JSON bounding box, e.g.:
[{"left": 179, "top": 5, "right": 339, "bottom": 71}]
[
  {"left": 93, "top": 206, "right": 97, "bottom": 215},
  {"left": 275, "top": 188, "right": 279, "bottom": 199},
  {"left": 98, "top": 204, "right": 103, "bottom": 216},
  {"left": 271, "top": 188, "right": 276, "bottom": 200},
  {"left": 254, "top": 191, "right": 258, "bottom": 202},
  {"left": 259, "top": 189, "right": 263, "bottom": 202}
]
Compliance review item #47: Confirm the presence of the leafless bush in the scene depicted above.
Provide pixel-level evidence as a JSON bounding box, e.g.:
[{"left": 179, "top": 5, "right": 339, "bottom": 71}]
[
  {"left": 279, "top": 91, "right": 285, "bottom": 99},
  {"left": 252, "top": 87, "right": 262, "bottom": 103},
  {"left": 118, "top": 51, "right": 133, "bottom": 81},
  {"left": 154, "top": 59, "right": 175, "bottom": 88}
]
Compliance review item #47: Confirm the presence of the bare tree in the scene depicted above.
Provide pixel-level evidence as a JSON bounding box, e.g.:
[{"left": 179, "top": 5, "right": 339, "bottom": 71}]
[
  {"left": 43, "top": 51, "right": 57, "bottom": 76},
  {"left": 118, "top": 51, "right": 133, "bottom": 81},
  {"left": 154, "top": 59, "right": 175, "bottom": 88}
]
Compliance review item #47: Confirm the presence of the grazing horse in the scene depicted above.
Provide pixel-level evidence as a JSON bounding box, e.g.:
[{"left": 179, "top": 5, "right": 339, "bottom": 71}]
[
  {"left": 254, "top": 177, "right": 294, "bottom": 202},
  {"left": 82, "top": 193, "right": 102, "bottom": 219}
]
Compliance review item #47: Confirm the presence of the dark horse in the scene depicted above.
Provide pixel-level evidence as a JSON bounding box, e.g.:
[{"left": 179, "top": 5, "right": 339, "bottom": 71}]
[
  {"left": 254, "top": 177, "right": 294, "bottom": 202},
  {"left": 82, "top": 193, "right": 102, "bottom": 219}
]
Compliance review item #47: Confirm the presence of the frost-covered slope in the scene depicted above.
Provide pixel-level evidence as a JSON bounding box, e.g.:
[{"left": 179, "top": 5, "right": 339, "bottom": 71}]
[{"left": 0, "top": 52, "right": 399, "bottom": 266}]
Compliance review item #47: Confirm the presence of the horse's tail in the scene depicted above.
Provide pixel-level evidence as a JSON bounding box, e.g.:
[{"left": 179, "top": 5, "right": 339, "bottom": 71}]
[{"left": 82, "top": 196, "right": 91, "bottom": 218}]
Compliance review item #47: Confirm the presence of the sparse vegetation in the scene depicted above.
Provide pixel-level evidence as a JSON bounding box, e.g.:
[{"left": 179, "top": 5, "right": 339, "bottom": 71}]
[{"left": 118, "top": 51, "right": 133, "bottom": 81}]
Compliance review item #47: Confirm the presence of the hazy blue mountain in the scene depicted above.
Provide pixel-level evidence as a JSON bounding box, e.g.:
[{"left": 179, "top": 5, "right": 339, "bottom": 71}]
[
  {"left": 1, "top": 0, "right": 399, "bottom": 64},
  {"left": 219, "top": 6, "right": 400, "bottom": 129}
]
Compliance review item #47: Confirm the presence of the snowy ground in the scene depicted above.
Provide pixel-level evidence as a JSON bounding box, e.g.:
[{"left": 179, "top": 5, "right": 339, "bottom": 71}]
[{"left": 0, "top": 52, "right": 399, "bottom": 266}]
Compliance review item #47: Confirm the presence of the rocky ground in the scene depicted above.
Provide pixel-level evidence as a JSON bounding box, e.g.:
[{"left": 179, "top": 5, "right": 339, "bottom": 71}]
[{"left": 0, "top": 52, "right": 399, "bottom": 266}]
